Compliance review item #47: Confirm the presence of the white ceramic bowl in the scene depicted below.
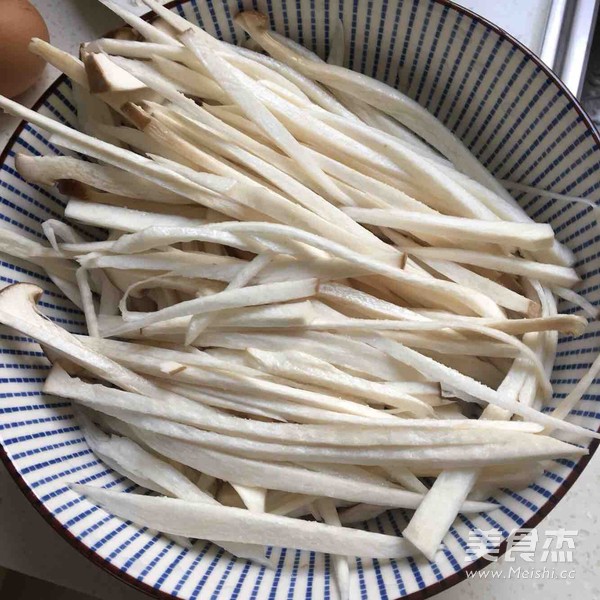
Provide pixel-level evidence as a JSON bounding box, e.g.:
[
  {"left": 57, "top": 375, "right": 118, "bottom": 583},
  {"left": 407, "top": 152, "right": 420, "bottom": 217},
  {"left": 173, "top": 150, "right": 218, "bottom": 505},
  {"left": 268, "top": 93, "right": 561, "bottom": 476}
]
[{"left": 0, "top": 1, "right": 598, "bottom": 598}]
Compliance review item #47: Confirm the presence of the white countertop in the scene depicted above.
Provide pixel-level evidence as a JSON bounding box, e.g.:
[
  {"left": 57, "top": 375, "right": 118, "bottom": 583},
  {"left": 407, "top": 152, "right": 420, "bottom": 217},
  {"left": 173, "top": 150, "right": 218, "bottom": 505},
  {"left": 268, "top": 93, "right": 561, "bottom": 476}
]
[{"left": 0, "top": 2, "right": 598, "bottom": 599}]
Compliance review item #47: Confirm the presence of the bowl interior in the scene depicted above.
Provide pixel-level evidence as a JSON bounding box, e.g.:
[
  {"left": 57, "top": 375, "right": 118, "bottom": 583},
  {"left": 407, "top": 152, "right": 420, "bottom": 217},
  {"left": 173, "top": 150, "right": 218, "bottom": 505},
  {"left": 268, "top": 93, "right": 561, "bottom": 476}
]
[{"left": 0, "top": 0, "right": 599, "bottom": 599}]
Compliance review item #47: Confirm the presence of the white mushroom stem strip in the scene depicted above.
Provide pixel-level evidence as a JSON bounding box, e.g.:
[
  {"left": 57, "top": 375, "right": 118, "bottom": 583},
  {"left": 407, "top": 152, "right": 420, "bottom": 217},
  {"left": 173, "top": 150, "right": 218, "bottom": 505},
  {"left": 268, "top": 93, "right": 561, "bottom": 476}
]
[
  {"left": 314, "top": 151, "right": 433, "bottom": 212},
  {"left": 476, "top": 463, "right": 545, "bottom": 488},
  {"left": 132, "top": 111, "right": 388, "bottom": 257},
  {"left": 317, "top": 282, "right": 428, "bottom": 321},
  {"left": 114, "top": 355, "right": 421, "bottom": 419},
  {"left": 398, "top": 246, "right": 579, "bottom": 287},
  {"left": 0, "top": 284, "right": 182, "bottom": 400},
  {"left": 111, "top": 278, "right": 318, "bottom": 335},
  {"left": 44, "top": 364, "right": 552, "bottom": 443},
  {"left": 200, "top": 104, "right": 285, "bottom": 149},
  {"left": 515, "top": 282, "right": 557, "bottom": 409},
  {"left": 134, "top": 428, "right": 501, "bottom": 509},
  {"left": 157, "top": 380, "right": 368, "bottom": 424},
  {"left": 111, "top": 223, "right": 511, "bottom": 317},
  {"left": 71, "top": 484, "right": 413, "bottom": 559},
  {"left": 119, "top": 302, "right": 316, "bottom": 337},
  {"left": 75, "top": 267, "right": 99, "bottom": 337},
  {"left": 77, "top": 410, "right": 215, "bottom": 502},
  {"left": 368, "top": 336, "right": 598, "bottom": 438},
  {"left": 14, "top": 154, "right": 190, "bottom": 204},
  {"left": 299, "top": 463, "right": 404, "bottom": 488},
  {"left": 43, "top": 365, "right": 392, "bottom": 440},
  {"left": 547, "top": 352, "right": 600, "bottom": 426},
  {"left": 110, "top": 223, "right": 406, "bottom": 272},
  {"left": 152, "top": 55, "right": 229, "bottom": 103},
  {"left": 79, "top": 250, "right": 242, "bottom": 273},
  {"left": 232, "top": 484, "right": 267, "bottom": 513},
  {"left": 256, "top": 257, "right": 380, "bottom": 283},
  {"left": 351, "top": 276, "right": 487, "bottom": 321},
  {"left": 406, "top": 254, "right": 536, "bottom": 316},
  {"left": 128, "top": 419, "right": 582, "bottom": 469},
  {"left": 84, "top": 38, "right": 190, "bottom": 61},
  {"left": 186, "top": 253, "right": 273, "bottom": 344},
  {"left": 47, "top": 361, "right": 404, "bottom": 428},
  {"left": 237, "top": 12, "right": 578, "bottom": 267},
  {"left": 234, "top": 12, "right": 515, "bottom": 200},
  {"left": 65, "top": 199, "right": 207, "bottom": 232},
  {"left": 315, "top": 498, "right": 350, "bottom": 600},
  {"left": 401, "top": 335, "right": 518, "bottom": 358},
  {"left": 219, "top": 55, "right": 310, "bottom": 99},
  {"left": 339, "top": 504, "right": 391, "bottom": 525},
  {"left": 97, "top": 0, "right": 180, "bottom": 46},
  {"left": 161, "top": 386, "right": 287, "bottom": 423},
  {"left": 180, "top": 32, "right": 404, "bottom": 210},
  {"left": 304, "top": 318, "right": 557, "bottom": 392},
  {"left": 309, "top": 313, "right": 586, "bottom": 336},
  {"left": 124, "top": 416, "right": 578, "bottom": 472},
  {"left": 95, "top": 123, "right": 176, "bottom": 157},
  {"left": 306, "top": 110, "right": 503, "bottom": 220},
  {"left": 441, "top": 172, "right": 576, "bottom": 266},
  {"left": 352, "top": 106, "right": 443, "bottom": 162},
  {"left": 188, "top": 74, "right": 403, "bottom": 179},
  {"left": 75, "top": 336, "right": 266, "bottom": 378},
  {"left": 552, "top": 285, "right": 599, "bottom": 319},
  {"left": 180, "top": 32, "right": 360, "bottom": 216},
  {"left": 382, "top": 466, "right": 429, "bottom": 494},
  {"left": 345, "top": 207, "right": 554, "bottom": 251},
  {"left": 248, "top": 348, "right": 435, "bottom": 415},
  {"left": 152, "top": 107, "right": 374, "bottom": 229},
  {"left": 156, "top": 52, "right": 308, "bottom": 106},
  {"left": 403, "top": 469, "right": 479, "bottom": 561},
  {"left": 0, "top": 99, "right": 249, "bottom": 214},
  {"left": 49, "top": 134, "right": 253, "bottom": 220},
  {"left": 199, "top": 330, "right": 423, "bottom": 381},
  {"left": 145, "top": 157, "right": 279, "bottom": 225},
  {"left": 157, "top": 103, "right": 328, "bottom": 195},
  {"left": 0, "top": 225, "right": 64, "bottom": 260},
  {"left": 29, "top": 38, "right": 89, "bottom": 88},
  {"left": 232, "top": 46, "right": 355, "bottom": 118},
  {"left": 403, "top": 361, "right": 525, "bottom": 561}
]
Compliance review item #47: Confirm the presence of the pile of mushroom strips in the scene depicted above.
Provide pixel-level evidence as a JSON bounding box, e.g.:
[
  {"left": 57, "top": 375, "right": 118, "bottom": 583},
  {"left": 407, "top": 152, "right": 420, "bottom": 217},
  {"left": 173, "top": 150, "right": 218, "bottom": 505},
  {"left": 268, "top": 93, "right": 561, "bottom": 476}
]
[{"left": 0, "top": 0, "right": 598, "bottom": 595}]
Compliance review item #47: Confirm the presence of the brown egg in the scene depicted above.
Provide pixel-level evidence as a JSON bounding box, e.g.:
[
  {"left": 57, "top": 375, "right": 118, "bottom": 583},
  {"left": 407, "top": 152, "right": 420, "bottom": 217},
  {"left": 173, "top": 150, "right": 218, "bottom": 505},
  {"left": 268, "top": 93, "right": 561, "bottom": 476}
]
[{"left": 0, "top": 0, "right": 49, "bottom": 98}]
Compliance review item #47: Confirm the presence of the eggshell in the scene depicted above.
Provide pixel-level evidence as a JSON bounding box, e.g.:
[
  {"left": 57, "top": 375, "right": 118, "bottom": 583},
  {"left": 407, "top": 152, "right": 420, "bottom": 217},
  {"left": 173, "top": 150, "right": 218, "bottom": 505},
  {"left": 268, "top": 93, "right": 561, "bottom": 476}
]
[{"left": 0, "top": 0, "right": 49, "bottom": 98}]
